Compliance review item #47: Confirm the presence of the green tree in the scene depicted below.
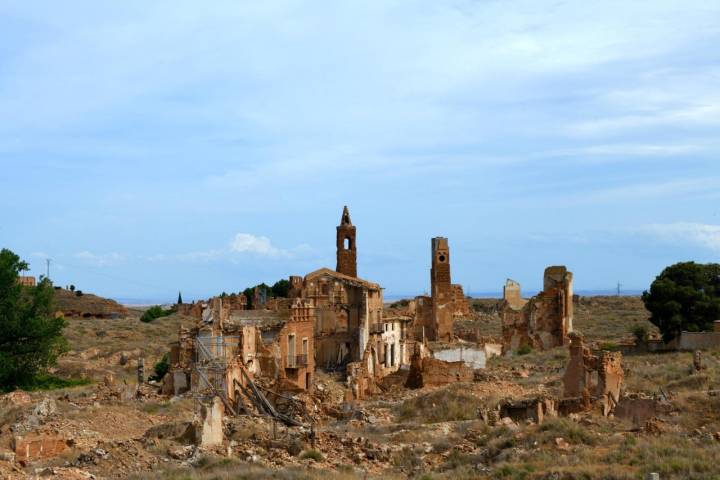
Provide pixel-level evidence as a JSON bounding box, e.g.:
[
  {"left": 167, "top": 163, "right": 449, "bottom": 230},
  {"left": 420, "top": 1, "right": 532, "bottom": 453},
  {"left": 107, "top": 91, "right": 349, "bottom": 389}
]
[
  {"left": 0, "top": 249, "right": 68, "bottom": 390},
  {"left": 242, "top": 287, "right": 254, "bottom": 309},
  {"left": 271, "top": 279, "right": 291, "bottom": 298},
  {"left": 642, "top": 262, "right": 720, "bottom": 342}
]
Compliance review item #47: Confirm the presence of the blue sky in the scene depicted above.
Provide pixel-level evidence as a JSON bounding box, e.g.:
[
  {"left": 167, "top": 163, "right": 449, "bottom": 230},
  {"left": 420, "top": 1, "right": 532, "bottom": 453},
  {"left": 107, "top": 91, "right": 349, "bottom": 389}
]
[{"left": 1, "top": 1, "right": 719, "bottom": 302}]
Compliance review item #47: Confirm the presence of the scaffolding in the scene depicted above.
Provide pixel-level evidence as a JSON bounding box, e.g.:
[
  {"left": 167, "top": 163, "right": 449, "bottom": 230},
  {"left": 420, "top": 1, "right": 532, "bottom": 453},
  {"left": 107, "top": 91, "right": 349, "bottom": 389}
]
[{"left": 193, "top": 335, "right": 240, "bottom": 415}]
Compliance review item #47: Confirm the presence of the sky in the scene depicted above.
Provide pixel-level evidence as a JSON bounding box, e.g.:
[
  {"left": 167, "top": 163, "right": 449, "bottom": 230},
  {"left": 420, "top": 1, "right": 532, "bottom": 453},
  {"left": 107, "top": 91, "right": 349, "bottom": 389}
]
[{"left": 1, "top": 1, "right": 719, "bottom": 303}]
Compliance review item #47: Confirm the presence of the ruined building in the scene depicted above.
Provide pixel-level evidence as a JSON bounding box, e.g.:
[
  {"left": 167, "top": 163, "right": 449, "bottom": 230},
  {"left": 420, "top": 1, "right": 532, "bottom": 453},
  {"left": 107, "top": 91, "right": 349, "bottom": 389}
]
[
  {"left": 409, "top": 237, "right": 469, "bottom": 342},
  {"left": 168, "top": 206, "right": 416, "bottom": 408},
  {"left": 165, "top": 295, "right": 316, "bottom": 418},
  {"left": 562, "top": 332, "right": 624, "bottom": 415},
  {"left": 17, "top": 275, "right": 36, "bottom": 287},
  {"left": 501, "top": 266, "right": 573, "bottom": 352},
  {"left": 286, "top": 206, "right": 413, "bottom": 385}
]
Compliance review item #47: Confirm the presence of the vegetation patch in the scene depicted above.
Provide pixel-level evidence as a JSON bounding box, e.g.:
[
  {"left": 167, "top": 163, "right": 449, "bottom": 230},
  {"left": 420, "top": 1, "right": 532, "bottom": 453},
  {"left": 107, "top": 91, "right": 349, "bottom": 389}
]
[
  {"left": 140, "top": 305, "right": 175, "bottom": 323},
  {"left": 396, "top": 386, "right": 483, "bottom": 423}
]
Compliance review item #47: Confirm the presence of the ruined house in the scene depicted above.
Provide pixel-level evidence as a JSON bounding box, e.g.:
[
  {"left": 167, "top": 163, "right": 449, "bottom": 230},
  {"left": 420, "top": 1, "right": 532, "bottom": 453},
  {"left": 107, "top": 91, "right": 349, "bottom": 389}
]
[
  {"left": 165, "top": 296, "right": 315, "bottom": 416},
  {"left": 17, "top": 275, "right": 36, "bottom": 287},
  {"left": 501, "top": 266, "right": 574, "bottom": 352},
  {"left": 409, "top": 237, "right": 469, "bottom": 342},
  {"left": 562, "top": 332, "right": 624, "bottom": 416}
]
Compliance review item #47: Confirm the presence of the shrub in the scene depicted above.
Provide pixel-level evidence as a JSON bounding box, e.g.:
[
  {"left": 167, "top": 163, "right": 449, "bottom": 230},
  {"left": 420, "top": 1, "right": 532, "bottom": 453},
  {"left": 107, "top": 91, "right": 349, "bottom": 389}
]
[
  {"left": 149, "top": 353, "right": 170, "bottom": 382},
  {"left": 299, "top": 449, "right": 323, "bottom": 461},
  {"left": 141, "top": 305, "right": 173, "bottom": 323},
  {"left": 516, "top": 345, "right": 532, "bottom": 356},
  {"left": 631, "top": 324, "right": 649, "bottom": 344},
  {"left": 396, "top": 386, "right": 481, "bottom": 423}
]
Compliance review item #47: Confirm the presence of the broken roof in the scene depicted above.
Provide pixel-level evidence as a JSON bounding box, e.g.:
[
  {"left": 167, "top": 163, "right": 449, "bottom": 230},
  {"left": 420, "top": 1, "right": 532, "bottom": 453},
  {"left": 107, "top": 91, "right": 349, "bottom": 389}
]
[{"left": 303, "top": 267, "right": 381, "bottom": 291}]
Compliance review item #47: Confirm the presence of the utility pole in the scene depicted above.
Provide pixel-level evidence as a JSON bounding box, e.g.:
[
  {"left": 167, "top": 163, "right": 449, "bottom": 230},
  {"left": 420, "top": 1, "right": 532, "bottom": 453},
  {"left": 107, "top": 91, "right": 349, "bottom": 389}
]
[
  {"left": 46, "top": 258, "right": 51, "bottom": 280},
  {"left": 616, "top": 282, "right": 621, "bottom": 297}
]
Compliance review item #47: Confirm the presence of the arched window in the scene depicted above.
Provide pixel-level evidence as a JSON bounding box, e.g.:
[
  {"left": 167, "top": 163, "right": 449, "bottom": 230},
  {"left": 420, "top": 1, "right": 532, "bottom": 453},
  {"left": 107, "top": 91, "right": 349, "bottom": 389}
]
[{"left": 344, "top": 237, "right": 351, "bottom": 249}]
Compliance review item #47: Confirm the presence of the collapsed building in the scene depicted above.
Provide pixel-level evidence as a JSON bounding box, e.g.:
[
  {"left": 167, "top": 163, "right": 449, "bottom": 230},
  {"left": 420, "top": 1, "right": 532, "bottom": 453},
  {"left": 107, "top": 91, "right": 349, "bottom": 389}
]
[
  {"left": 500, "top": 266, "right": 574, "bottom": 352},
  {"left": 562, "top": 332, "right": 624, "bottom": 416},
  {"left": 167, "top": 206, "right": 418, "bottom": 413},
  {"left": 408, "top": 237, "right": 470, "bottom": 342},
  {"left": 166, "top": 295, "right": 315, "bottom": 417}
]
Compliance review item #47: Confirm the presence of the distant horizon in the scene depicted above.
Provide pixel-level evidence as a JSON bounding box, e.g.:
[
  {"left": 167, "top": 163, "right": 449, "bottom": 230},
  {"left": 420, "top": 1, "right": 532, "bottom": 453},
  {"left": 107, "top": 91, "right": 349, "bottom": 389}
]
[{"left": 113, "top": 288, "right": 647, "bottom": 307}]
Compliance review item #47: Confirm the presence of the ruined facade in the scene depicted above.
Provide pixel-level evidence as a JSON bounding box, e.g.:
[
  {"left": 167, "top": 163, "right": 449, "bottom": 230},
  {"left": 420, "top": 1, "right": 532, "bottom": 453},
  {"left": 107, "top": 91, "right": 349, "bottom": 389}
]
[
  {"left": 405, "top": 343, "right": 473, "bottom": 388},
  {"left": 501, "top": 266, "right": 573, "bottom": 352},
  {"left": 562, "top": 332, "right": 624, "bottom": 415},
  {"left": 166, "top": 295, "right": 316, "bottom": 420}
]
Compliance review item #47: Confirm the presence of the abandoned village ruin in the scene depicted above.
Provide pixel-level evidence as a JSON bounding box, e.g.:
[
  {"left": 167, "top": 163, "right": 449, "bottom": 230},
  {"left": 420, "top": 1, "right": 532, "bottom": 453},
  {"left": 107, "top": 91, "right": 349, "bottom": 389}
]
[{"left": 146, "top": 205, "right": 635, "bottom": 448}]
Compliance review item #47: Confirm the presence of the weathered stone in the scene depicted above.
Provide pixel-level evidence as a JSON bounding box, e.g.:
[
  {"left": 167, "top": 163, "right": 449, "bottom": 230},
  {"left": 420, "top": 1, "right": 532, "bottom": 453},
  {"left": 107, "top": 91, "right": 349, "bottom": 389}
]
[
  {"left": 13, "top": 434, "right": 69, "bottom": 461},
  {"left": 501, "top": 266, "right": 573, "bottom": 352},
  {"left": 198, "top": 396, "right": 224, "bottom": 448}
]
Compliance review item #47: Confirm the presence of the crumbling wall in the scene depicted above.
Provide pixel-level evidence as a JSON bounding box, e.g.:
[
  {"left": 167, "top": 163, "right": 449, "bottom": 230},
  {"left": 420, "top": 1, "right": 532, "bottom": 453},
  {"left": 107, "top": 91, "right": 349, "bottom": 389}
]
[
  {"left": 562, "top": 332, "right": 624, "bottom": 416},
  {"left": 499, "top": 397, "right": 557, "bottom": 424},
  {"left": 405, "top": 342, "right": 473, "bottom": 389},
  {"left": 501, "top": 266, "right": 573, "bottom": 352},
  {"left": 17, "top": 275, "right": 36, "bottom": 287},
  {"left": 451, "top": 284, "right": 470, "bottom": 317},
  {"left": 503, "top": 279, "right": 526, "bottom": 309},
  {"left": 13, "top": 434, "right": 69, "bottom": 461}
]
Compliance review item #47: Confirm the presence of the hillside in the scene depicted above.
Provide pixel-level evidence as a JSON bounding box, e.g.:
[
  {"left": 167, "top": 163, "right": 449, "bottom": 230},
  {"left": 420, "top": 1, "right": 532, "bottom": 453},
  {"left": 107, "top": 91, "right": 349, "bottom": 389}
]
[{"left": 53, "top": 288, "right": 130, "bottom": 319}]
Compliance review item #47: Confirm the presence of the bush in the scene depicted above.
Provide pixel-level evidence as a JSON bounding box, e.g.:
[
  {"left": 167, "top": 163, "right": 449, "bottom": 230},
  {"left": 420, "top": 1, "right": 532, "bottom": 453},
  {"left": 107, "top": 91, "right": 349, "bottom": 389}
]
[
  {"left": 21, "top": 374, "right": 91, "bottom": 391},
  {"left": 642, "top": 262, "right": 720, "bottom": 341},
  {"left": 140, "top": 305, "right": 173, "bottom": 323},
  {"left": 396, "top": 386, "right": 482, "bottom": 423},
  {"left": 0, "top": 249, "right": 68, "bottom": 391},
  {"left": 149, "top": 353, "right": 169, "bottom": 382},
  {"left": 516, "top": 345, "right": 532, "bottom": 356},
  {"left": 632, "top": 324, "right": 649, "bottom": 344},
  {"left": 299, "top": 449, "right": 323, "bottom": 461}
]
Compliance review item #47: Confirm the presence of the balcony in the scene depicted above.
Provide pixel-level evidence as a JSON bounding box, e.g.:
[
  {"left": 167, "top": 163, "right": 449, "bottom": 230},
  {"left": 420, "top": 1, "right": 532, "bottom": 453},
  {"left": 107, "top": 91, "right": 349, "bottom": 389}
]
[
  {"left": 370, "top": 323, "right": 384, "bottom": 334},
  {"left": 286, "top": 354, "right": 308, "bottom": 369}
]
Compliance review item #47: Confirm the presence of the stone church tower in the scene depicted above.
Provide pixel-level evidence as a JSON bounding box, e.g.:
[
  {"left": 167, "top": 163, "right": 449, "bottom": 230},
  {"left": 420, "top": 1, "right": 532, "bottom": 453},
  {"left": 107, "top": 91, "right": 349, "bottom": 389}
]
[
  {"left": 336, "top": 206, "right": 357, "bottom": 277},
  {"left": 431, "top": 237, "right": 453, "bottom": 341}
]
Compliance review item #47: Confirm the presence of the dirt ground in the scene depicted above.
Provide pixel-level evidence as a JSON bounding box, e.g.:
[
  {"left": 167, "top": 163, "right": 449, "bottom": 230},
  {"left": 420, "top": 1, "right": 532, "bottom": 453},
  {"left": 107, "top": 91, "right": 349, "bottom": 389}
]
[{"left": 1, "top": 297, "right": 719, "bottom": 480}]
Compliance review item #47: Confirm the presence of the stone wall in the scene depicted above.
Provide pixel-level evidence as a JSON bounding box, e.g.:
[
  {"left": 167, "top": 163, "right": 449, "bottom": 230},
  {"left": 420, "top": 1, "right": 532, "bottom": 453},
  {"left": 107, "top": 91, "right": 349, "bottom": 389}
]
[{"left": 501, "top": 266, "right": 573, "bottom": 352}]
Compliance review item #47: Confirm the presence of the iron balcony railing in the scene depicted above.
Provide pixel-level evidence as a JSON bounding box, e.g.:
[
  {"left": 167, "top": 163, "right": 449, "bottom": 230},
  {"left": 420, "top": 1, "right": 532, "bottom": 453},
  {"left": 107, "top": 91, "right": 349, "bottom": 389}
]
[
  {"left": 287, "top": 354, "right": 308, "bottom": 368},
  {"left": 370, "top": 323, "right": 384, "bottom": 334}
]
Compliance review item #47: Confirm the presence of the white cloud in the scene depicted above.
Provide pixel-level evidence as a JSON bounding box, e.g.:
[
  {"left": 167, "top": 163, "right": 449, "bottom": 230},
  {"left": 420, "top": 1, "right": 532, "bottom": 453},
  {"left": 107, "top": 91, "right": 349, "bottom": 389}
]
[
  {"left": 74, "top": 251, "right": 125, "bottom": 266},
  {"left": 637, "top": 223, "right": 720, "bottom": 252},
  {"left": 230, "top": 233, "right": 288, "bottom": 257}
]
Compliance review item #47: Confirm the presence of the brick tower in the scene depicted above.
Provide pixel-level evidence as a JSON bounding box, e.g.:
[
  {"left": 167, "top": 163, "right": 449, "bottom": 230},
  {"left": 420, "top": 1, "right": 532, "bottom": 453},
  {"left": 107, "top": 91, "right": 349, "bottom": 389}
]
[
  {"left": 336, "top": 206, "right": 357, "bottom": 277},
  {"left": 431, "top": 237, "right": 453, "bottom": 341}
]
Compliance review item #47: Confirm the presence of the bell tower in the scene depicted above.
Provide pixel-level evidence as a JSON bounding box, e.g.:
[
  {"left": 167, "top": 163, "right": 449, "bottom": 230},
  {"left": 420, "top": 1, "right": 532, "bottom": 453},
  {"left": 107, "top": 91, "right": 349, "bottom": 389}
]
[
  {"left": 431, "top": 237, "right": 453, "bottom": 341},
  {"left": 336, "top": 206, "right": 357, "bottom": 277}
]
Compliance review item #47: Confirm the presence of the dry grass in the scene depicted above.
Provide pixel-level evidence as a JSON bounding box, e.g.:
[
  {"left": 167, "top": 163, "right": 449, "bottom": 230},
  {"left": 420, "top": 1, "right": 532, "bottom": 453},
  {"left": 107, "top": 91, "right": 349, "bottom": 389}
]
[{"left": 573, "top": 296, "right": 656, "bottom": 342}]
